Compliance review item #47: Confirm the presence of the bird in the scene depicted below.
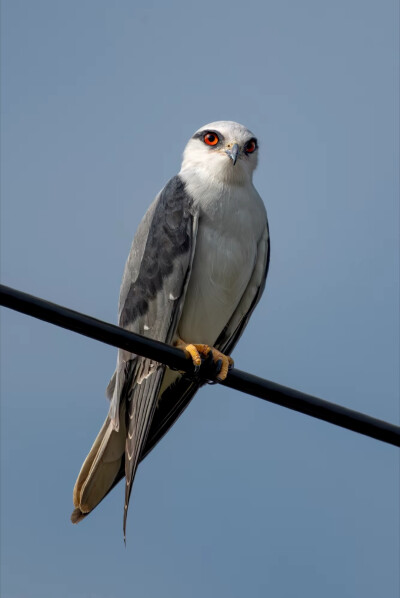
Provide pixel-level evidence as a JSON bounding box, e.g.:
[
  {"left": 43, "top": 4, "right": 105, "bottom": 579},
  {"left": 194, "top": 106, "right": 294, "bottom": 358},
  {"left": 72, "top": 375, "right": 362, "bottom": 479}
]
[{"left": 71, "top": 120, "right": 270, "bottom": 538}]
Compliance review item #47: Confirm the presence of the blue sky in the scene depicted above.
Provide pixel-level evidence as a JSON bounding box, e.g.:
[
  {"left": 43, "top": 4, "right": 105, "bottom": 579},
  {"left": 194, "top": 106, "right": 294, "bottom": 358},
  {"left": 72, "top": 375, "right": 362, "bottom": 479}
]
[{"left": 1, "top": 1, "right": 399, "bottom": 597}]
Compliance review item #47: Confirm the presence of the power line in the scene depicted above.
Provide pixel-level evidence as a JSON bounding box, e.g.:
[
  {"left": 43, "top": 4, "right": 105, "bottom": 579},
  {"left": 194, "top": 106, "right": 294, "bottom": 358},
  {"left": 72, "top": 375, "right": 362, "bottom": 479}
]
[{"left": 1, "top": 283, "right": 399, "bottom": 448}]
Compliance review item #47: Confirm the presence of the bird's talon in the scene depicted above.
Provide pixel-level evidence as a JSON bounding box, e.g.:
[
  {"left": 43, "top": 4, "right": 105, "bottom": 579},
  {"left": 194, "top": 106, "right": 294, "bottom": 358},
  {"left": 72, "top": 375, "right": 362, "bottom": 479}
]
[
  {"left": 203, "top": 350, "right": 215, "bottom": 367},
  {"left": 182, "top": 343, "right": 201, "bottom": 367},
  {"left": 174, "top": 338, "right": 232, "bottom": 381},
  {"left": 215, "top": 359, "right": 223, "bottom": 376}
]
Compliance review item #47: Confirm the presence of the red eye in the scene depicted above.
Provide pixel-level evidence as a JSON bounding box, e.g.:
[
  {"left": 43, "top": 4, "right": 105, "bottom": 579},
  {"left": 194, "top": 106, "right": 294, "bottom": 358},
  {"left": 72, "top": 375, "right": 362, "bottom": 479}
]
[
  {"left": 204, "top": 132, "right": 219, "bottom": 146},
  {"left": 245, "top": 140, "right": 257, "bottom": 153}
]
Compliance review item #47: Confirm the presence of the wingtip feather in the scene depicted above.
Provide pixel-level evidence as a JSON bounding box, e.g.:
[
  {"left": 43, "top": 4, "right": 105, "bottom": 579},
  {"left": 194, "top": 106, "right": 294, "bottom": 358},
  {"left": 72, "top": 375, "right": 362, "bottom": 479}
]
[{"left": 71, "top": 508, "right": 88, "bottom": 524}]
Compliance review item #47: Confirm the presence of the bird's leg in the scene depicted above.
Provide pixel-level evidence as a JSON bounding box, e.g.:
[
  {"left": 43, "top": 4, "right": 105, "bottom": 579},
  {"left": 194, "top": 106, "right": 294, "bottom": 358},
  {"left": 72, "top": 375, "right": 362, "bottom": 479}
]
[{"left": 174, "top": 338, "right": 234, "bottom": 381}]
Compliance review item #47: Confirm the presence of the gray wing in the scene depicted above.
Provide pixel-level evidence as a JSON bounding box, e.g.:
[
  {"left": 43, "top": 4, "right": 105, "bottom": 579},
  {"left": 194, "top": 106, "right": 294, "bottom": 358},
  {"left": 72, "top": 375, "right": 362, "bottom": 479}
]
[{"left": 109, "top": 175, "right": 199, "bottom": 536}]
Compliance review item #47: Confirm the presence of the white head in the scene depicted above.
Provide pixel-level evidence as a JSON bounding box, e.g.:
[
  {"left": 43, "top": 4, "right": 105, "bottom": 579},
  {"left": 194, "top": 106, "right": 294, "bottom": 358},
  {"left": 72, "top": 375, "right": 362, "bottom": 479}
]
[{"left": 180, "top": 121, "right": 259, "bottom": 185}]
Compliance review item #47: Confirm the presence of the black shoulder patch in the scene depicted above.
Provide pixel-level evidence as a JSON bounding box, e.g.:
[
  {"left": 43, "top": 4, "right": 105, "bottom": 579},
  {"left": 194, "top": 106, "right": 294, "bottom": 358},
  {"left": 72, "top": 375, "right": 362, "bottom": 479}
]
[{"left": 120, "top": 176, "right": 194, "bottom": 327}]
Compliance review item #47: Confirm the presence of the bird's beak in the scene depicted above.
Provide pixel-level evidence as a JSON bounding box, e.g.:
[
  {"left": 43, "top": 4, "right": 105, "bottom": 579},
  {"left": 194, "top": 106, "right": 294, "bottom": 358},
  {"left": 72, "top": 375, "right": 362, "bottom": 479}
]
[{"left": 226, "top": 143, "right": 239, "bottom": 166}]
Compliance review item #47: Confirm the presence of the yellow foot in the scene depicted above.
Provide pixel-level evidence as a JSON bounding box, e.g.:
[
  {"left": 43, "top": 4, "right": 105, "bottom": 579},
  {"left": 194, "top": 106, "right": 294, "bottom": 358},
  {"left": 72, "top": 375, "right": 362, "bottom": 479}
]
[{"left": 174, "top": 339, "right": 234, "bottom": 381}]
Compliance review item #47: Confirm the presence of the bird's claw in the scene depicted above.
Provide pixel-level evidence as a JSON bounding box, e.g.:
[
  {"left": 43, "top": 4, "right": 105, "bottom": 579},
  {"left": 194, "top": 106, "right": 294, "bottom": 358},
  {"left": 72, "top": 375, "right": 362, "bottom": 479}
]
[{"left": 174, "top": 338, "right": 233, "bottom": 382}]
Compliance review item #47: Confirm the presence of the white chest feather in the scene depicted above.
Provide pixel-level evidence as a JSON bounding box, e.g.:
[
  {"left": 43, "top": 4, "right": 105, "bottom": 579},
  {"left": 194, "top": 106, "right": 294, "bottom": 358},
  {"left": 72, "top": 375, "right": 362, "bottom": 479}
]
[{"left": 177, "top": 175, "right": 266, "bottom": 345}]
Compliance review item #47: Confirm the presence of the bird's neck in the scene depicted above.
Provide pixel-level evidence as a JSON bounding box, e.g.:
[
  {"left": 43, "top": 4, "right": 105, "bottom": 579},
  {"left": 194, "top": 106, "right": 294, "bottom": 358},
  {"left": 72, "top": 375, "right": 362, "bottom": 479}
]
[{"left": 179, "top": 163, "right": 252, "bottom": 189}]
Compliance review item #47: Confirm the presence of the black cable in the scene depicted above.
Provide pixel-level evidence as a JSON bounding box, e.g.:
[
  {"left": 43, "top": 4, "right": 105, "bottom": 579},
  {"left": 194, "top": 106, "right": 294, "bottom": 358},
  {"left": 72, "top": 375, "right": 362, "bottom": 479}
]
[{"left": 1, "top": 283, "right": 399, "bottom": 447}]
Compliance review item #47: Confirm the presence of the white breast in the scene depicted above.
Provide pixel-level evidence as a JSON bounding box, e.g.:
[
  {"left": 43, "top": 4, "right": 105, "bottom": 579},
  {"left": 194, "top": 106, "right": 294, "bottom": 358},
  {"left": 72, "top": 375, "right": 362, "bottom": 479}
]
[{"left": 177, "top": 174, "right": 267, "bottom": 345}]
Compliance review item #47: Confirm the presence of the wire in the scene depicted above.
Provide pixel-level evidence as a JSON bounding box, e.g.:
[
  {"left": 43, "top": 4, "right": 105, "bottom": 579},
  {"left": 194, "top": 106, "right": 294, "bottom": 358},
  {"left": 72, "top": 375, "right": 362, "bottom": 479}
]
[{"left": 1, "top": 283, "right": 399, "bottom": 447}]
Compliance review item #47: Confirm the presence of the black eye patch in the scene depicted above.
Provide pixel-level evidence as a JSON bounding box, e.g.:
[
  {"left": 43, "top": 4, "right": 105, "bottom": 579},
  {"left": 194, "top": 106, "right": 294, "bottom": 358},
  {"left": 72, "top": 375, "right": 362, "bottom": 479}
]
[{"left": 192, "top": 129, "right": 225, "bottom": 148}]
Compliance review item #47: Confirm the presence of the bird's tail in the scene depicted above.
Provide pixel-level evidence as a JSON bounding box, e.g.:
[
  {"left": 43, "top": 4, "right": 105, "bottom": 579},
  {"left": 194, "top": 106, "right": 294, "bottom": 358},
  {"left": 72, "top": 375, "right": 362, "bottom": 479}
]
[{"left": 71, "top": 407, "right": 126, "bottom": 524}]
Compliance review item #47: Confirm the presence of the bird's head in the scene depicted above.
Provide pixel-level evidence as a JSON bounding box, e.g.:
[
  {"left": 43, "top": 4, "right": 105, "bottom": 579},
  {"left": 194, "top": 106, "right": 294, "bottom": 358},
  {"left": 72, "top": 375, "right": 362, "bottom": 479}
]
[{"left": 180, "top": 121, "right": 259, "bottom": 185}]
